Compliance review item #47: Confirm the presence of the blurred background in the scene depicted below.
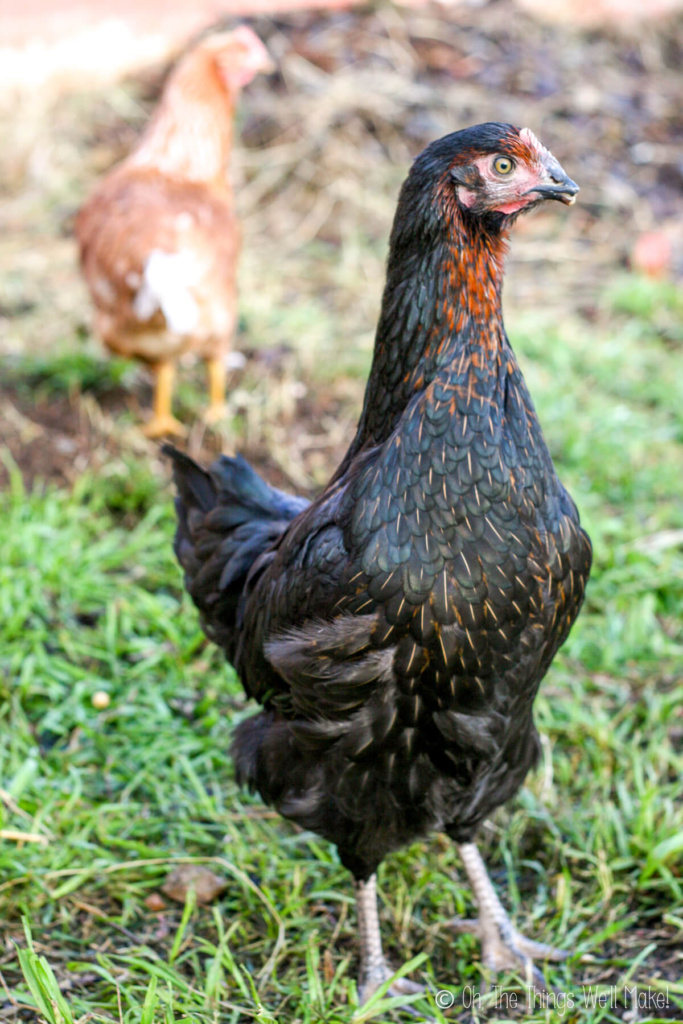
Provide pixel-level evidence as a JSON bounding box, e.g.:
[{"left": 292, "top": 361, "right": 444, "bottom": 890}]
[
  {"left": 1, "top": 1, "right": 682, "bottom": 1021},
  {"left": 2, "top": 0, "right": 682, "bottom": 489}
]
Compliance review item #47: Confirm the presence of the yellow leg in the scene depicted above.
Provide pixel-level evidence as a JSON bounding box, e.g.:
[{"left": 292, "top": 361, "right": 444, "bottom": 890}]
[
  {"left": 204, "top": 357, "right": 227, "bottom": 425},
  {"left": 143, "top": 361, "right": 186, "bottom": 438}
]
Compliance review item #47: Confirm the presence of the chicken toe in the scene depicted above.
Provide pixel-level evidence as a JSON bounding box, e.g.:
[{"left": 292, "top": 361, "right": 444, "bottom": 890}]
[
  {"left": 358, "top": 967, "right": 426, "bottom": 1014},
  {"left": 143, "top": 415, "right": 187, "bottom": 438}
]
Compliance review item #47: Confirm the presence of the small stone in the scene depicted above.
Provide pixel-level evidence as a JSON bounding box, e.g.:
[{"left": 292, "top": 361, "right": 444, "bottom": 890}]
[
  {"left": 631, "top": 142, "right": 655, "bottom": 165},
  {"left": 144, "top": 892, "right": 166, "bottom": 912},
  {"left": 573, "top": 84, "right": 601, "bottom": 114}
]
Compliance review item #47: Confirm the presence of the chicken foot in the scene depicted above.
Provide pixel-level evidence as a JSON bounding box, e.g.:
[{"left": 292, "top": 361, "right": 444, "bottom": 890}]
[
  {"left": 355, "top": 874, "right": 425, "bottom": 1009},
  {"left": 452, "top": 842, "right": 567, "bottom": 989},
  {"left": 144, "top": 360, "right": 186, "bottom": 438}
]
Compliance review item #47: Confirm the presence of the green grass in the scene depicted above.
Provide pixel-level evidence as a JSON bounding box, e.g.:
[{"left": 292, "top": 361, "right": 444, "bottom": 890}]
[
  {"left": 1, "top": 275, "right": 682, "bottom": 1022},
  {"left": 3, "top": 349, "right": 135, "bottom": 400}
]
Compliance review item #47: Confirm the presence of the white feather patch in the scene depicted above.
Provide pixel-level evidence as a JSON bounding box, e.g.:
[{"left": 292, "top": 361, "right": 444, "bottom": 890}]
[{"left": 133, "top": 249, "right": 203, "bottom": 334}]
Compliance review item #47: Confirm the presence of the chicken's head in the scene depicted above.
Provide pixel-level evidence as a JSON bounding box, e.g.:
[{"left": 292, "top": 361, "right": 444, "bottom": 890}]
[
  {"left": 446, "top": 122, "right": 578, "bottom": 220},
  {"left": 205, "top": 26, "right": 274, "bottom": 92}
]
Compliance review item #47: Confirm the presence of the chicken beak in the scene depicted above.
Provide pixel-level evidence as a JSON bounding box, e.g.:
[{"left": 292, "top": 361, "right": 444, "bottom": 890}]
[{"left": 527, "top": 170, "right": 580, "bottom": 206}]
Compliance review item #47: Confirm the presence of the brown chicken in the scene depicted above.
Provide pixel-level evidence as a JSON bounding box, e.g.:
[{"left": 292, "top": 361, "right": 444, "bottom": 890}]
[{"left": 76, "top": 27, "right": 272, "bottom": 437}]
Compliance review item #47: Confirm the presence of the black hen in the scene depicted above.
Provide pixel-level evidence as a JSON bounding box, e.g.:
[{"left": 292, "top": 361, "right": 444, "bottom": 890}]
[{"left": 165, "top": 122, "right": 592, "bottom": 1003}]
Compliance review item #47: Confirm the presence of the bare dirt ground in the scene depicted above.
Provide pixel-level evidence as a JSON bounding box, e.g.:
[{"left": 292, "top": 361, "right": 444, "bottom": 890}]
[{"left": 1, "top": 0, "right": 682, "bottom": 495}]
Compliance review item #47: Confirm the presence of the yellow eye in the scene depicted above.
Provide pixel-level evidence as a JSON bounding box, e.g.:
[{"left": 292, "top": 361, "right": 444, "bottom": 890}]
[{"left": 494, "top": 156, "right": 514, "bottom": 175}]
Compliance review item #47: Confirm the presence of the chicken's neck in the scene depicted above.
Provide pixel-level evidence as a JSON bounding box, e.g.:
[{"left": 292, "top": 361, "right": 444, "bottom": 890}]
[
  {"left": 125, "top": 60, "right": 234, "bottom": 187},
  {"left": 350, "top": 205, "right": 509, "bottom": 456}
]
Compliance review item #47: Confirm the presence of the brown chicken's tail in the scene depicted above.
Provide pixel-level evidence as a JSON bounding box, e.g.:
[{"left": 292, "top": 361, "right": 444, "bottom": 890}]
[{"left": 164, "top": 445, "right": 309, "bottom": 665}]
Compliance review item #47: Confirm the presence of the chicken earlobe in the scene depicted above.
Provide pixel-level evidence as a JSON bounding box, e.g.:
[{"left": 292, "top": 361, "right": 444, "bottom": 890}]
[
  {"left": 355, "top": 874, "right": 425, "bottom": 1007},
  {"left": 452, "top": 842, "right": 568, "bottom": 988}
]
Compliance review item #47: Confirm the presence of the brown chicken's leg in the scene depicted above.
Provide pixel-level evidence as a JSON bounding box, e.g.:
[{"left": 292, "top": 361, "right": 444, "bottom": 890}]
[
  {"left": 452, "top": 843, "right": 567, "bottom": 989},
  {"left": 355, "top": 874, "right": 425, "bottom": 1009},
  {"left": 203, "top": 357, "right": 228, "bottom": 425},
  {"left": 143, "top": 360, "right": 186, "bottom": 438}
]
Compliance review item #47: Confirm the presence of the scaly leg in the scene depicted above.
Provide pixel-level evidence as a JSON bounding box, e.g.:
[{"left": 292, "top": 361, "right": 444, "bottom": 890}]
[
  {"left": 143, "top": 360, "right": 185, "bottom": 438},
  {"left": 453, "top": 843, "right": 567, "bottom": 989},
  {"left": 203, "top": 356, "right": 227, "bottom": 425},
  {"left": 355, "top": 874, "right": 424, "bottom": 1008}
]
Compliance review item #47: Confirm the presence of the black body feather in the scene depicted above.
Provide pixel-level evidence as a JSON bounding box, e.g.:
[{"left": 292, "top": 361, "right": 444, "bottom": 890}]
[{"left": 166, "top": 123, "right": 592, "bottom": 883}]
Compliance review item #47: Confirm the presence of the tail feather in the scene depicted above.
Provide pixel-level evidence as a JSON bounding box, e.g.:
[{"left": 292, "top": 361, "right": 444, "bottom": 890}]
[
  {"left": 166, "top": 446, "right": 217, "bottom": 513},
  {"left": 163, "top": 445, "right": 309, "bottom": 663}
]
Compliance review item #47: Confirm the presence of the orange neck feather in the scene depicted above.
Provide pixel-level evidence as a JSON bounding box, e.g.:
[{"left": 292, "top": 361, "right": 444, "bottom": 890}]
[{"left": 124, "top": 49, "right": 236, "bottom": 187}]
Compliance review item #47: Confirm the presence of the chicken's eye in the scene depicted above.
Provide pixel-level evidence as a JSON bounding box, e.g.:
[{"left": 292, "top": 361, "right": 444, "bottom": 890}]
[{"left": 493, "top": 156, "right": 514, "bottom": 175}]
